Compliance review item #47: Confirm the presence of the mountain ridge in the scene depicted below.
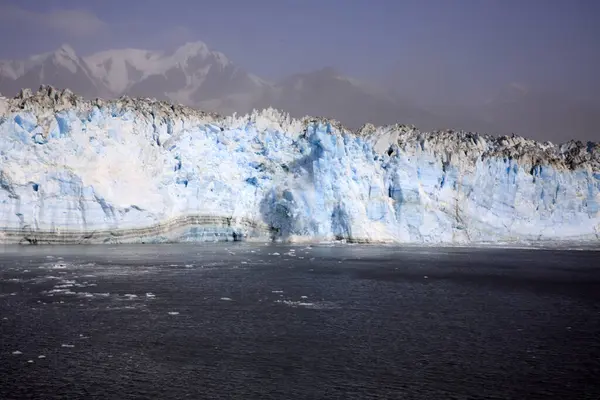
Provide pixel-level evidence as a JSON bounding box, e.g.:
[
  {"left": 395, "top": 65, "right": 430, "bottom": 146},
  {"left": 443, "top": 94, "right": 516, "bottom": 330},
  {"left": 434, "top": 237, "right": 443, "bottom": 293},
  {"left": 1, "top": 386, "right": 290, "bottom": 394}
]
[
  {"left": 0, "top": 41, "right": 468, "bottom": 132},
  {"left": 1, "top": 41, "right": 599, "bottom": 141}
]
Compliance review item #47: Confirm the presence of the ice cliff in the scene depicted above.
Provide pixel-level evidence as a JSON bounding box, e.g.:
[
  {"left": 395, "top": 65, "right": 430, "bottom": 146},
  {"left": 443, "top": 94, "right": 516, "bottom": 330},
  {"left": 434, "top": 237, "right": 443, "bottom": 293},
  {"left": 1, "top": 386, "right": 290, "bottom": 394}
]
[{"left": 0, "top": 86, "right": 598, "bottom": 244}]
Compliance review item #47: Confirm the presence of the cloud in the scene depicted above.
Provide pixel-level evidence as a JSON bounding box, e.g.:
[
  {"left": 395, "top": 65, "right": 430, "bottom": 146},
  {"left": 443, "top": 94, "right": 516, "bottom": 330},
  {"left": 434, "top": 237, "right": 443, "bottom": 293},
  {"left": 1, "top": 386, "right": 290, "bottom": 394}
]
[{"left": 0, "top": 5, "right": 107, "bottom": 37}]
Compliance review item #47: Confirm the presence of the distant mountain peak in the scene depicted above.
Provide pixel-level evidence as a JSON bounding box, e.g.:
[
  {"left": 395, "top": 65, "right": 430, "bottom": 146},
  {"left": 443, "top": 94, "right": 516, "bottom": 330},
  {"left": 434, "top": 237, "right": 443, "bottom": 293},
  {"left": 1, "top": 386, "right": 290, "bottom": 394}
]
[
  {"left": 211, "top": 51, "right": 230, "bottom": 67},
  {"left": 55, "top": 44, "right": 77, "bottom": 59},
  {"left": 172, "top": 41, "right": 210, "bottom": 59}
]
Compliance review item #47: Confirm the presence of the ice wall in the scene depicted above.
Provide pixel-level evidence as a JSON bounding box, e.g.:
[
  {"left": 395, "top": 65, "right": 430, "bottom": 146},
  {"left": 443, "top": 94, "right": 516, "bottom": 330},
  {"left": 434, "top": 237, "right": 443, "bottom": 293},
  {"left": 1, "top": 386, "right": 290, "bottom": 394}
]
[{"left": 0, "top": 86, "right": 598, "bottom": 244}]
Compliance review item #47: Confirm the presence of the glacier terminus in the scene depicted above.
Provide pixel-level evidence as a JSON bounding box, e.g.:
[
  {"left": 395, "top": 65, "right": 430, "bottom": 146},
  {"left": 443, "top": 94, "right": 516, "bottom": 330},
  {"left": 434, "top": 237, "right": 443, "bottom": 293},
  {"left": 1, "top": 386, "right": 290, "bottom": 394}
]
[{"left": 0, "top": 86, "right": 598, "bottom": 245}]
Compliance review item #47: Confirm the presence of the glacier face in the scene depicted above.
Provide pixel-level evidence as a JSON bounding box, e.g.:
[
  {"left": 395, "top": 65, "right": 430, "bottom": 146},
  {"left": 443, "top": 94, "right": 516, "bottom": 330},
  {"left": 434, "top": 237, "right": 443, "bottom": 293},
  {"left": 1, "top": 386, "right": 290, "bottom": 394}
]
[{"left": 0, "top": 87, "right": 599, "bottom": 244}]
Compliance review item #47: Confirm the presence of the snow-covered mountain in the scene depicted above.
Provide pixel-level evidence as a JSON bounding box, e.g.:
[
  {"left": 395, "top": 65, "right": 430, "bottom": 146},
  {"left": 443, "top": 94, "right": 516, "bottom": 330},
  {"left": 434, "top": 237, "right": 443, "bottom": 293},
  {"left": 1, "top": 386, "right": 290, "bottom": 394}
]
[
  {"left": 0, "top": 42, "right": 443, "bottom": 130},
  {"left": 0, "top": 87, "right": 598, "bottom": 245},
  {"left": 0, "top": 42, "right": 269, "bottom": 111},
  {"left": 84, "top": 42, "right": 269, "bottom": 110},
  {"left": 0, "top": 44, "right": 109, "bottom": 98},
  {"left": 2, "top": 42, "right": 598, "bottom": 140}
]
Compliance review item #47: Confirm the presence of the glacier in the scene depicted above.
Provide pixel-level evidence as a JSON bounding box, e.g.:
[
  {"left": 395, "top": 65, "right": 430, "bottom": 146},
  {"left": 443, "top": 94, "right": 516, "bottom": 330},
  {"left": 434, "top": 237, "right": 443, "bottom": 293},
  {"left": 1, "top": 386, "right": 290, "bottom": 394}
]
[{"left": 0, "top": 86, "right": 598, "bottom": 245}]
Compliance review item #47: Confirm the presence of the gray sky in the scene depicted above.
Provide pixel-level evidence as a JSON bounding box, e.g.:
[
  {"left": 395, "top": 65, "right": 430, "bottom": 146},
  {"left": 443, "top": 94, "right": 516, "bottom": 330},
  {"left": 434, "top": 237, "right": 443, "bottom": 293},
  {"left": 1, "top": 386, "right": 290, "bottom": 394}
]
[{"left": 0, "top": 0, "right": 599, "bottom": 140}]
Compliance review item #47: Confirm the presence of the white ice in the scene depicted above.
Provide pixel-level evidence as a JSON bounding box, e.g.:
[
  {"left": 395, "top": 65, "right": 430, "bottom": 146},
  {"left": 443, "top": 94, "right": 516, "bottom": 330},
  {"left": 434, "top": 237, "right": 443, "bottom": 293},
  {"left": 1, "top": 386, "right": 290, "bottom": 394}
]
[{"left": 0, "top": 90, "right": 598, "bottom": 245}]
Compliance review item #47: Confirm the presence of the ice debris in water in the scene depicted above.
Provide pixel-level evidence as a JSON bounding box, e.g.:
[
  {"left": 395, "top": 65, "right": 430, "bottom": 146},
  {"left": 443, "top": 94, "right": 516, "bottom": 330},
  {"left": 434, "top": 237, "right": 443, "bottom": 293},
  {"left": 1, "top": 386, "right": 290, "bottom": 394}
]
[
  {"left": 12, "top": 350, "right": 22, "bottom": 355},
  {"left": 276, "top": 300, "right": 315, "bottom": 308},
  {"left": 167, "top": 311, "right": 179, "bottom": 315}
]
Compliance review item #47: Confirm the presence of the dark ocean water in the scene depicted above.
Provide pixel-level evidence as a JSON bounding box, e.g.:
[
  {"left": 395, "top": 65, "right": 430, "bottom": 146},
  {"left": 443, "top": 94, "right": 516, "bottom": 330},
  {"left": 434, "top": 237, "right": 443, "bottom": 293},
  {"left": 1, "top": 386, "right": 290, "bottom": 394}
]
[{"left": 0, "top": 243, "right": 599, "bottom": 399}]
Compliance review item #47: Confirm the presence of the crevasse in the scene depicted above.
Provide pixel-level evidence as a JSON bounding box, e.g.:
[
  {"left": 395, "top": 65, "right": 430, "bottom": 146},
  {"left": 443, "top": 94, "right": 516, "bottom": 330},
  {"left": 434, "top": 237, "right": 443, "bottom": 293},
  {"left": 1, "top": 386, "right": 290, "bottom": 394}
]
[{"left": 0, "top": 86, "right": 598, "bottom": 244}]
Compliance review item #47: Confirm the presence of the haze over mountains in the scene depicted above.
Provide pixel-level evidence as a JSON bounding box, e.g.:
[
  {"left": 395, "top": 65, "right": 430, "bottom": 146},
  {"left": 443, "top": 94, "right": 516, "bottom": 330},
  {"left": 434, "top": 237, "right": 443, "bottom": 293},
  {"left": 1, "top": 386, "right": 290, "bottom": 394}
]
[{"left": 0, "top": 41, "right": 598, "bottom": 143}]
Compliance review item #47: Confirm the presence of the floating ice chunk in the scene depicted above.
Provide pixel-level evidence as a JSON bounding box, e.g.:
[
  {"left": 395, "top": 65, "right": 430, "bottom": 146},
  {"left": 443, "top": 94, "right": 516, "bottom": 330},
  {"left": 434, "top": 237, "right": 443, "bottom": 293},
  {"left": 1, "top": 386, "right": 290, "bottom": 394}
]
[
  {"left": 220, "top": 297, "right": 233, "bottom": 301},
  {"left": 61, "top": 344, "right": 74, "bottom": 348},
  {"left": 123, "top": 294, "right": 138, "bottom": 299},
  {"left": 271, "top": 252, "right": 280, "bottom": 256},
  {"left": 276, "top": 300, "right": 339, "bottom": 310},
  {"left": 145, "top": 293, "right": 156, "bottom": 298},
  {"left": 38, "top": 355, "right": 46, "bottom": 359},
  {"left": 301, "top": 296, "right": 308, "bottom": 299},
  {"left": 45, "top": 289, "right": 76, "bottom": 295},
  {"left": 54, "top": 284, "right": 74, "bottom": 289},
  {"left": 275, "top": 300, "right": 315, "bottom": 307},
  {"left": 167, "top": 311, "right": 179, "bottom": 315},
  {"left": 12, "top": 350, "right": 22, "bottom": 355},
  {"left": 27, "top": 360, "right": 34, "bottom": 363},
  {"left": 271, "top": 290, "right": 284, "bottom": 293}
]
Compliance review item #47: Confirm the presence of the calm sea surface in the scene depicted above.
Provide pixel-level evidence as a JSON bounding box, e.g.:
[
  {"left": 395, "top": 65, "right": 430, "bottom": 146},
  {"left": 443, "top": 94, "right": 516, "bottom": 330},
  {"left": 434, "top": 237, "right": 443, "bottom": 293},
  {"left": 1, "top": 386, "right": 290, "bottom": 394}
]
[{"left": 1, "top": 244, "right": 599, "bottom": 399}]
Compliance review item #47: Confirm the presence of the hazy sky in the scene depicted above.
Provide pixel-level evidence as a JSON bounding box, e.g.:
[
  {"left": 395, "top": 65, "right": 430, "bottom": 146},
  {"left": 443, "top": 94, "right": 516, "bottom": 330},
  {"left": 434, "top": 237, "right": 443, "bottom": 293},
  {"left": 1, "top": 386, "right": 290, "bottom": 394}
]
[{"left": 0, "top": 0, "right": 599, "bottom": 109}]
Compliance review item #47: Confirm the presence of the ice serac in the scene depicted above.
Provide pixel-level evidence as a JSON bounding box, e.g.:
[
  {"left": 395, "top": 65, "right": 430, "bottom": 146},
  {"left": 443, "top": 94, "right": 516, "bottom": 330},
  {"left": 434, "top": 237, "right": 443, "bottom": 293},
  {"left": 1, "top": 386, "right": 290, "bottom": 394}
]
[{"left": 0, "top": 86, "right": 598, "bottom": 245}]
